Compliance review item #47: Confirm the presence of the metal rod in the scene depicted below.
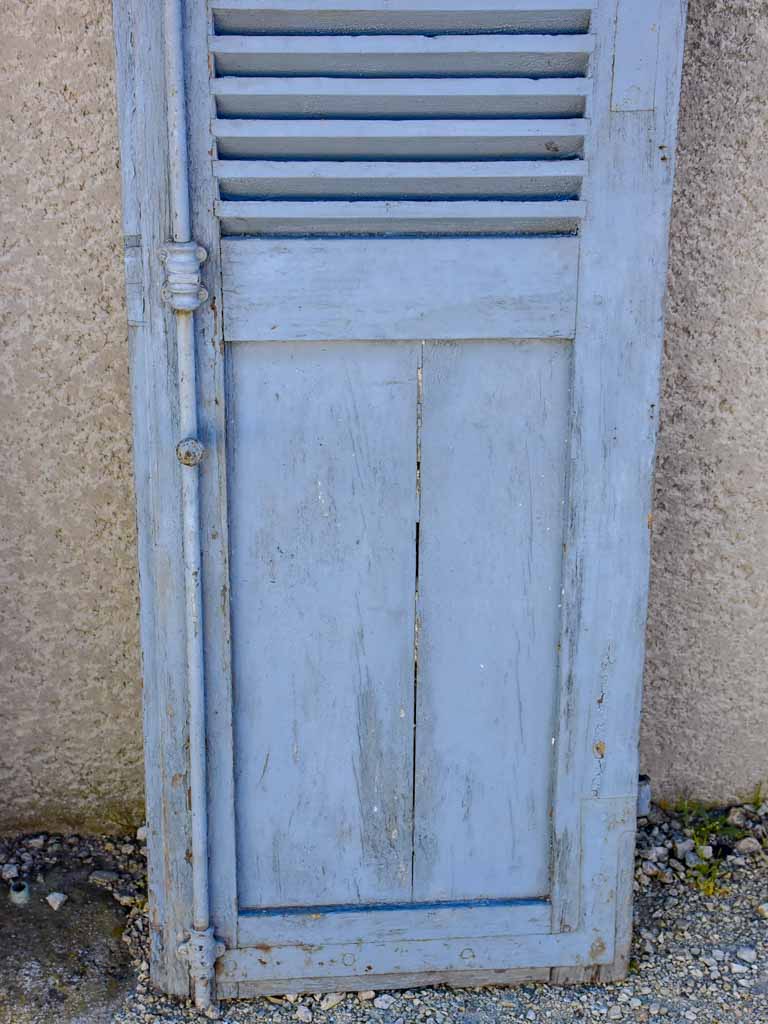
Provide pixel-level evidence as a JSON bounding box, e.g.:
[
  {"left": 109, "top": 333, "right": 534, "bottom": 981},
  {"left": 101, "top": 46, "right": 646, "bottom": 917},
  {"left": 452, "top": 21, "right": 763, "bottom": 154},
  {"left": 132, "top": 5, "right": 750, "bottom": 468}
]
[
  {"left": 164, "top": 0, "right": 192, "bottom": 242},
  {"left": 176, "top": 313, "right": 209, "bottom": 936},
  {"left": 162, "top": 0, "right": 220, "bottom": 1011}
]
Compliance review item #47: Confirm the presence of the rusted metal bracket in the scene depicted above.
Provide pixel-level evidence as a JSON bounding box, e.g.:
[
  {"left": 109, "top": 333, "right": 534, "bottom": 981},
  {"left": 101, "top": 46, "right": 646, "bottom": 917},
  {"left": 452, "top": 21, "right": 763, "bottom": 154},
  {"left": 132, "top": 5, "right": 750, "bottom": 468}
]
[{"left": 178, "top": 928, "right": 226, "bottom": 1015}]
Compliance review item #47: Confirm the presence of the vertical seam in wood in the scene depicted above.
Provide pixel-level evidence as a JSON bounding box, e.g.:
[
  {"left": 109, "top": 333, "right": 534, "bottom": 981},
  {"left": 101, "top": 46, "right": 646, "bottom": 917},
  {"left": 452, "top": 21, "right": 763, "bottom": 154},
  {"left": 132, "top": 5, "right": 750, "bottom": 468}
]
[{"left": 410, "top": 343, "right": 424, "bottom": 898}]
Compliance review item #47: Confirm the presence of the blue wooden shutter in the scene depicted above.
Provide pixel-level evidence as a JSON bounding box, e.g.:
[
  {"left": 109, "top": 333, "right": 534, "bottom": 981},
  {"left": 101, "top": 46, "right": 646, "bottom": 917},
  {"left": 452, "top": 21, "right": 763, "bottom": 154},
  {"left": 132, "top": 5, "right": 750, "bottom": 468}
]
[{"left": 111, "top": 0, "right": 688, "bottom": 1000}]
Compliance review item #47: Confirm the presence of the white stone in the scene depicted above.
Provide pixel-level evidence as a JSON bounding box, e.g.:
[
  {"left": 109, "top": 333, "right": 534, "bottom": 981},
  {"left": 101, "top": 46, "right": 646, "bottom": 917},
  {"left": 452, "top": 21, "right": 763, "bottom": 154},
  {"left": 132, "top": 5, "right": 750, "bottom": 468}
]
[
  {"left": 358, "top": 991, "right": 375, "bottom": 1002},
  {"left": 374, "top": 994, "right": 397, "bottom": 1010},
  {"left": 727, "top": 807, "right": 747, "bottom": 828},
  {"left": 295, "top": 1004, "right": 312, "bottom": 1023},
  {"left": 736, "top": 947, "right": 757, "bottom": 964},
  {"left": 45, "top": 891, "right": 67, "bottom": 911},
  {"left": 735, "top": 837, "right": 761, "bottom": 855},
  {"left": 136, "top": 825, "right": 148, "bottom": 842},
  {"left": 320, "top": 993, "right": 345, "bottom": 1011},
  {"left": 607, "top": 1006, "right": 623, "bottom": 1020},
  {"left": 756, "top": 902, "right": 768, "bottom": 920}
]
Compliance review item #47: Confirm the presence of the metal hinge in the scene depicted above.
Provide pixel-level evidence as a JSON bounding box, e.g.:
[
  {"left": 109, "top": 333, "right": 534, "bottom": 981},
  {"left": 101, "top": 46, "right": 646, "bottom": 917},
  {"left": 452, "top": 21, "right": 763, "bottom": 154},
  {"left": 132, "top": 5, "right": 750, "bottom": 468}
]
[{"left": 178, "top": 927, "right": 226, "bottom": 1015}]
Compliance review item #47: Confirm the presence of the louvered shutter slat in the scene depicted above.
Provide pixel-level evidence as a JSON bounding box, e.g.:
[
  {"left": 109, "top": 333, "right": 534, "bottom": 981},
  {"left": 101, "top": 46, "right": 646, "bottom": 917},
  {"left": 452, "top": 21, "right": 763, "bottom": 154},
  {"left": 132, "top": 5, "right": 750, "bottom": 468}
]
[
  {"left": 215, "top": 159, "right": 585, "bottom": 199},
  {"left": 209, "top": 0, "right": 595, "bottom": 36},
  {"left": 215, "top": 199, "right": 585, "bottom": 235},
  {"left": 212, "top": 118, "right": 586, "bottom": 160},
  {"left": 209, "top": 34, "right": 594, "bottom": 77},
  {"left": 210, "top": 3, "right": 592, "bottom": 236}
]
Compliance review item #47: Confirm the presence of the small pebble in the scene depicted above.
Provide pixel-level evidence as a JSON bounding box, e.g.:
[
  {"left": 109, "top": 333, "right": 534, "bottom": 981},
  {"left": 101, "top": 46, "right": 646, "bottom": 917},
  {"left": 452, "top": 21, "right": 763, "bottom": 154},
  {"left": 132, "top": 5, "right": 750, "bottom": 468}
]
[
  {"left": 735, "top": 837, "right": 762, "bottom": 855},
  {"left": 674, "top": 839, "right": 695, "bottom": 860},
  {"left": 295, "top": 1005, "right": 312, "bottom": 1023},
  {"left": 374, "top": 994, "right": 396, "bottom": 1009},
  {"left": 358, "top": 991, "right": 375, "bottom": 1002},
  {"left": 727, "top": 807, "right": 747, "bottom": 828},
  {"left": 756, "top": 902, "right": 768, "bottom": 920},
  {"left": 736, "top": 947, "right": 757, "bottom": 964},
  {"left": 320, "top": 993, "right": 345, "bottom": 1010},
  {"left": 89, "top": 870, "right": 119, "bottom": 886},
  {"left": 45, "top": 891, "right": 67, "bottom": 911},
  {"left": 1, "top": 864, "right": 19, "bottom": 882}
]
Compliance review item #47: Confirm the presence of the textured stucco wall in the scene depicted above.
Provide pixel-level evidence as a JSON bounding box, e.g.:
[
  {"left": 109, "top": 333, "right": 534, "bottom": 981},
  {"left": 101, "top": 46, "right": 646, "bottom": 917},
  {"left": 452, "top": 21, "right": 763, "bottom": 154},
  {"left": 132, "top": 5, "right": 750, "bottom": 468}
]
[
  {"left": 641, "top": 0, "right": 768, "bottom": 805},
  {"left": 0, "top": 0, "right": 144, "bottom": 831},
  {"left": 0, "top": 0, "right": 766, "bottom": 832}
]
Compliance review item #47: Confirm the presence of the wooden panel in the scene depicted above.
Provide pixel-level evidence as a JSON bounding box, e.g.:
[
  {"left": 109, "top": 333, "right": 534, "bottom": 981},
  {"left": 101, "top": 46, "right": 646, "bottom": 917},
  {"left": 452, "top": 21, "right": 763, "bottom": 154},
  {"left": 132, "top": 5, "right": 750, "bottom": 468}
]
[
  {"left": 210, "top": 34, "right": 593, "bottom": 77},
  {"left": 221, "top": 236, "right": 579, "bottom": 341},
  {"left": 213, "top": 118, "right": 586, "bottom": 160},
  {"left": 238, "top": 898, "right": 549, "bottom": 946},
  {"left": 210, "top": 0, "right": 595, "bottom": 36},
  {"left": 220, "top": 796, "right": 631, "bottom": 993},
  {"left": 414, "top": 340, "right": 571, "bottom": 901},
  {"left": 212, "top": 76, "right": 589, "bottom": 118},
  {"left": 228, "top": 341, "right": 418, "bottom": 909}
]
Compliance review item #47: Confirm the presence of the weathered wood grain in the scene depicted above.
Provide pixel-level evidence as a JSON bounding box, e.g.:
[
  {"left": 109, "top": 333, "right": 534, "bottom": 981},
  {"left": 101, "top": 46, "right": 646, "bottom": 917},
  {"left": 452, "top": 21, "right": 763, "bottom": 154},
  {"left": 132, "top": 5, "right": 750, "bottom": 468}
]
[
  {"left": 212, "top": 76, "right": 589, "bottom": 119},
  {"left": 238, "top": 898, "right": 549, "bottom": 946},
  {"left": 611, "top": 0, "right": 663, "bottom": 112},
  {"left": 213, "top": 118, "right": 586, "bottom": 161},
  {"left": 215, "top": 160, "right": 585, "bottom": 201},
  {"left": 218, "top": 968, "right": 552, "bottom": 1000},
  {"left": 414, "top": 340, "right": 571, "bottom": 902},
  {"left": 209, "top": 0, "right": 595, "bottom": 36},
  {"left": 221, "top": 237, "right": 579, "bottom": 341},
  {"left": 227, "top": 341, "right": 419, "bottom": 909},
  {"left": 111, "top": 0, "right": 192, "bottom": 998},
  {"left": 210, "top": 33, "right": 593, "bottom": 78},
  {"left": 550, "top": 0, "right": 688, "bottom": 942},
  {"left": 216, "top": 200, "right": 584, "bottom": 237},
  {"left": 113, "top": 0, "right": 688, "bottom": 997},
  {"left": 185, "top": 0, "right": 240, "bottom": 952}
]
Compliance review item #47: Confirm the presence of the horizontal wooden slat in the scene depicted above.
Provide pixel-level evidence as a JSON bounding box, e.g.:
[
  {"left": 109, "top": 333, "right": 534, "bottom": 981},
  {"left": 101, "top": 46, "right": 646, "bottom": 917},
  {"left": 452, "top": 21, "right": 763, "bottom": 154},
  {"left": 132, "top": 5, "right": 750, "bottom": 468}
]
[
  {"left": 215, "top": 159, "right": 584, "bottom": 199},
  {"left": 221, "top": 235, "right": 579, "bottom": 340},
  {"left": 213, "top": 76, "right": 590, "bottom": 117},
  {"left": 210, "top": 1, "right": 594, "bottom": 36},
  {"left": 211, "top": 34, "right": 594, "bottom": 77},
  {"left": 223, "top": 969, "right": 553, "bottom": 999},
  {"left": 238, "top": 899, "right": 550, "bottom": 946},
  {"left": 213, "top": 117, "right": 586, "bottom": 159},
  {"left": 218, "top": 928, "right": 609, "bottom": 986},
  {"left": 216, "top": 198, "right": 584, "bottom": 235}
]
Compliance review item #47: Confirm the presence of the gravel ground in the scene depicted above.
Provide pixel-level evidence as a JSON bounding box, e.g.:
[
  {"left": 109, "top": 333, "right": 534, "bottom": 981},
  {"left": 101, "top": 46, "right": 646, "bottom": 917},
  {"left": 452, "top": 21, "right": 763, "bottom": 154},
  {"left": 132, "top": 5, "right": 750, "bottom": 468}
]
[{"left": 1, "top": 801, "right": 766, "bottom": 1024}]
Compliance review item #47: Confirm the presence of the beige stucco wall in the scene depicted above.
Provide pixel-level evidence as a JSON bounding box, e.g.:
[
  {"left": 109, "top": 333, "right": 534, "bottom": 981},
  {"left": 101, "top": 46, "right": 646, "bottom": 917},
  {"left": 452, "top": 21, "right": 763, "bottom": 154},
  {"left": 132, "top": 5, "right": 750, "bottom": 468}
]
[{"left": 0, "top": 0, "right": 766, "bottom": 832}]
